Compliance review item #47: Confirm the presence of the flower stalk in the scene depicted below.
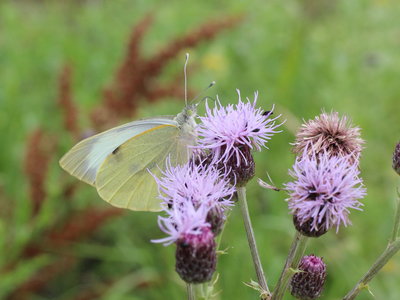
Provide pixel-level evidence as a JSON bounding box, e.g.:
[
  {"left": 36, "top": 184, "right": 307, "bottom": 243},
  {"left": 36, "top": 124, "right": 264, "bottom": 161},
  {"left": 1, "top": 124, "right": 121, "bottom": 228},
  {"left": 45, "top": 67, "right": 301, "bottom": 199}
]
[
  {"left": 342, "top": 238, "right": 400, "bottom": 300},
  {"left": 343, "top": 191, "right": 400, "bottom": 300},
  {"left": 272, "top": 231, "right": 308, "bottom": 300},
  {"left": 237, "top": 186, "right": 270, "bottom": 297},
  {"left": 390, "top": 189, "right": 400, "bottom": 243},
  {"left": 187, "top": 283, "right": 195, "bottom": 300}
]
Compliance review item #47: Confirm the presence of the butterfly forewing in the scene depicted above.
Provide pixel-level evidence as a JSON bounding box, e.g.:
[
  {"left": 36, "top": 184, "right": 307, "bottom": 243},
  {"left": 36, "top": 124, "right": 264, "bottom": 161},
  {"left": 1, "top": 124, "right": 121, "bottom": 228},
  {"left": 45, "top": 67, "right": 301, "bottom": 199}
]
[
  {"left": 59, "top": 119, "right": 176, "bottom": 186},
  {"left": 95, "top": 124, "right": 190, "bottom": 211}
]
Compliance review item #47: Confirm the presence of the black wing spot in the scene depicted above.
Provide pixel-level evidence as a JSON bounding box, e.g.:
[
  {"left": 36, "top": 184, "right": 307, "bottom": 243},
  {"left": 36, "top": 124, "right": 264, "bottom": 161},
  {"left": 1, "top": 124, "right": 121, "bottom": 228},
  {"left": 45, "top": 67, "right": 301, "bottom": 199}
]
[{"left": 112, "top": 146, "right": 120, "bottom": 155}]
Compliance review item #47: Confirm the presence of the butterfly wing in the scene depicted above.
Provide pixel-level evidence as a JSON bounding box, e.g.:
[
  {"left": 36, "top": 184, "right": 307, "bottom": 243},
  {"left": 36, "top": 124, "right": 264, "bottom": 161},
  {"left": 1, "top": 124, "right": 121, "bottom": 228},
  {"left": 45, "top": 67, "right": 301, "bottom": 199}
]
[
  {"left": 59, "top": 118, "right": 176, "bottom": 186},
  {"left": 95, "top": 124, "right": 191, "bottom": 211}
]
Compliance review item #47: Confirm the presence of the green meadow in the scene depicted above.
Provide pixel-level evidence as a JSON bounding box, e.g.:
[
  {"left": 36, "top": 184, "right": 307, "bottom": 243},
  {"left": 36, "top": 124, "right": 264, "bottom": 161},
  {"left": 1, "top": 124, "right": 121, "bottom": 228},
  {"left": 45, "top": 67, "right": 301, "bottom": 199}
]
[{"left": 0, "top": 0, "right": 399, "bottom": 299}]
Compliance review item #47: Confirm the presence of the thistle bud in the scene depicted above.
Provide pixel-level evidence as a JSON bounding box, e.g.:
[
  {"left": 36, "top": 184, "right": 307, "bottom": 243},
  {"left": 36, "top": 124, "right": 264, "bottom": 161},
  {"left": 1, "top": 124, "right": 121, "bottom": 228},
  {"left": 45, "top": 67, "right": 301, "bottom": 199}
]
[
  {"left": 175, "top": 227, "right": 216, "bottom": 283},
  {"left": 290, "top": 255, "right": 326, "bottom": 300},
  {"left": 393, "top": 142, "right": 400, "bottom": 176}
]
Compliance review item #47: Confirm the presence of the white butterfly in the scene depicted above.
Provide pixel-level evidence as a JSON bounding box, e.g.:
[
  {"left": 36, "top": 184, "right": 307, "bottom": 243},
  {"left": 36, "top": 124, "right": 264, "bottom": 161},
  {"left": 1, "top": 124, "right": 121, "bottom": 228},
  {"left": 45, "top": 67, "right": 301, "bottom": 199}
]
[
  {"left": 60, "top": 107, "right": 198, "bottom": 211},
  {"left": 60, "top": 54, "right": 211, "bottom": 211}
]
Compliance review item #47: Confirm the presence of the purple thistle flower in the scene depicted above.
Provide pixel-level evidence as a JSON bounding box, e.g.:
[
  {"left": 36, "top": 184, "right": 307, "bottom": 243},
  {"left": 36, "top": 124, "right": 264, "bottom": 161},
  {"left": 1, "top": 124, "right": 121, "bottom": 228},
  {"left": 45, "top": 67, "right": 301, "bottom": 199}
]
[
  {"left": 197, "top": 90, "right": 281, "bottom": 164},
  {"left": 152, "top": 158, "right": 235, "bottom": 244},
  {"left": 285, "top": 152, "right": 366, "bottom": 236},
  {"left": 153, "top": 157, "right": 235, "bottom": 210},
  {"left": 152, "top": 200, "right": 211, "bottom": 246},
  {"left": 196, "top": 90, "right": 282, "bottom": 185},
  {"left": 153, "top": 200, "right": 217, "bottom": 283},
  {"left": 151, "top": 158, "right": 233, "bottom": 283}
]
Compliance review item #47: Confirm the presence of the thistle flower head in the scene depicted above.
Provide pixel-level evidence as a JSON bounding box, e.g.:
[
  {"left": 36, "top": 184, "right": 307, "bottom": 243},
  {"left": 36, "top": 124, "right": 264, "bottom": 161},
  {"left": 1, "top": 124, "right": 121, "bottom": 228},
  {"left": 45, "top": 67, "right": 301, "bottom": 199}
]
[
  {"left": 153, "top": 200, "right": 217, "bottom": 283},
  {"left": 393, "top": 141, "right": 400, "bottom": 176},
  {"left": 285, "top": 152, "right": 366, "bottom": 236},
  {"left": 293, "top": 112, "right": 364, "bottom": 162},
  {"left": 197, "top": 90, "right": 281, "bottom": 164},
  {"left": 152, "top": 199, "right": 211, "bottom": 246},
  {"left": 197, "top": 90, "right": 282, "bottom": 185},
  {"left": 152, "top": 158, "right": 235, "bottom": 244},
  {"left": 154, "top": 157, "right": 235, "bottom": 210},
  {"left": 151, "top": 159, "right": 226, "bottom": 283},
  {"left": 290, "top": 255, "right": 327, "bottom": 300}
]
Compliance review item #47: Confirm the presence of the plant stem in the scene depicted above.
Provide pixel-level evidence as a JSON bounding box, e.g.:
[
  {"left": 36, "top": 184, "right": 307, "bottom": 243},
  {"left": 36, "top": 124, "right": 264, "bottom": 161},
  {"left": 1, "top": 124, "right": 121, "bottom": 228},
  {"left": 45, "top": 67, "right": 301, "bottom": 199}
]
[
  {"left": 343, "top": 190, "right": 400, "bottom": 300},
  {"left": 237, "top": 186, "right": 270, "bottom": 296},
  {"left": 342, "top": 238, "right": 400, "bottom": 300},
  {"left": 390, "top": 189, "right": 400, "bottom": 243},
  {"left": 187, "top": 283, "right": 195, "bottom": 300},
  {"left": 271, "top": 231, "right": 308, "bottom": 300}
]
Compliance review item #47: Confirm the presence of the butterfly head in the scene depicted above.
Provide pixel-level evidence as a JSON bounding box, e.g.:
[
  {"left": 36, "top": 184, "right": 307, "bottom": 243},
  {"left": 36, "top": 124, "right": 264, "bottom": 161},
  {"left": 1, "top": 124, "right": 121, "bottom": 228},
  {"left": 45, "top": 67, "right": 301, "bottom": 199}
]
[{"left": 175, "top": 104, "right": 197, "bottom": 128}]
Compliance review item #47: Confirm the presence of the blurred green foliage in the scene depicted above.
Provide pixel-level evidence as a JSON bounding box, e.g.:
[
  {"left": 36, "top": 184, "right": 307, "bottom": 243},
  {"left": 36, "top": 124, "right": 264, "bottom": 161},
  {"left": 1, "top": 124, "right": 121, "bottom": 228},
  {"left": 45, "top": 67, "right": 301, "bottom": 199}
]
[{"left": 0, "top": 0, "right": 399, "bottom": 299}]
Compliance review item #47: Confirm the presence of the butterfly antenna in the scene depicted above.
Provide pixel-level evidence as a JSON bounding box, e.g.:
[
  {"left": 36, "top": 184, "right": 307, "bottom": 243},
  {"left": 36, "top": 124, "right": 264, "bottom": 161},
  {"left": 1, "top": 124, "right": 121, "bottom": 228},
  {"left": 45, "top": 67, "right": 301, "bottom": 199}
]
[
  {"left": 190, "top": 81, "right": 216, "bottom": 106},
  {"left": 184, "top": 53, "right": 189, "bottom": 105}
]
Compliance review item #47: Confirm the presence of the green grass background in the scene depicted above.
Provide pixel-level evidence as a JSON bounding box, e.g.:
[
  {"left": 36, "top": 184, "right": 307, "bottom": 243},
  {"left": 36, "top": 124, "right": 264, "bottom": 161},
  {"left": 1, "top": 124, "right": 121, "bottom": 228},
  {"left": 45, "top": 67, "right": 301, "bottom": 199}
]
[{"left": 0, "top": 0, "right": 399, "bottom": 299}]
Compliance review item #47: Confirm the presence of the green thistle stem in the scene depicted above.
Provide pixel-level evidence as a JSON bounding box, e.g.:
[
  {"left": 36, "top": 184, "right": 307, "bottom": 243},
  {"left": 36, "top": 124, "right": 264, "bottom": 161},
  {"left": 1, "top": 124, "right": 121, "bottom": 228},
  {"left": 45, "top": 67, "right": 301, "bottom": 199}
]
[
  {"left": 272, "top": 231, "right": 308, "bottom": 300},
  {"left": 390, "top": 189, "right": 400, "bottom": 243},
  {"left": 237, "top": 186, "right": 270, "bottom": 296},
  {"left": 187, "top": 283, "right": 195, "bottom": 300},
  {"left": 342, "top": 239, "right": 400, "bottom": 300},
  {"left": 343, "top": 190, "right": 400, "bottom": 300}
]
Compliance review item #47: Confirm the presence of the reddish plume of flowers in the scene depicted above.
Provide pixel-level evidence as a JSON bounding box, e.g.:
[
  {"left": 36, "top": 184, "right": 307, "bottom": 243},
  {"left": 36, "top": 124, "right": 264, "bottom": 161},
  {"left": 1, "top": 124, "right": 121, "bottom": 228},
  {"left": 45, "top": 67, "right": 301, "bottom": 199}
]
[
  {"left": 8, "top": 256, "right": 76, "bottom": 300},
  {"left": 91, "top": 14, "right": 243, "bottom": 130},
  {"left": 8, "top": 207, "right": 124, "bottom": 300},
  {"left": 24, "top": 129, "right": 57, "bottom": 216},
  {"left": 58, "top": 64, "right": 79, "bottom": 139}
]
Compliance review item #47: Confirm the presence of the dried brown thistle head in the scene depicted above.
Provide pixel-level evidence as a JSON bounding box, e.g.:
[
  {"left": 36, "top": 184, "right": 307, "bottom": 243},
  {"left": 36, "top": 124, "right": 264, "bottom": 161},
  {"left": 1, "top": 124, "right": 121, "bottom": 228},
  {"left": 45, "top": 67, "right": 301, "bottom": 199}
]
[{"left": 292, "top": 112, "right": 364, "bottom": 162}]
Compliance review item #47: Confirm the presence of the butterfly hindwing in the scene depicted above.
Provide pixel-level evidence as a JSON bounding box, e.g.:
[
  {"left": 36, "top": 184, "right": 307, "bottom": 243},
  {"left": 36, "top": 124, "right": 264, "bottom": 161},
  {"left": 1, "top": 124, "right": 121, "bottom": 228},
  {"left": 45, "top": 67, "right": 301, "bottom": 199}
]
[{"left": 95, "top": 124, "right": 189, "bottom": 211}]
